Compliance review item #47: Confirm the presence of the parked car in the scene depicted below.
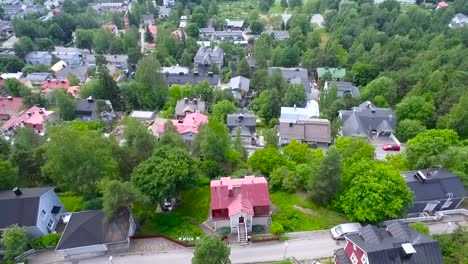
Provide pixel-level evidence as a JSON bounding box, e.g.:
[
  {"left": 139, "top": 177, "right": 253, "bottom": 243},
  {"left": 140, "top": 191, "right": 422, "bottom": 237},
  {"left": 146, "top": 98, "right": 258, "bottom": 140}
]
[
  {"left": 330, "top": 223, "right": 362, "bottom": 240},
  {"left": 383, "top": 144, "right": 400, "bottom": 151}
]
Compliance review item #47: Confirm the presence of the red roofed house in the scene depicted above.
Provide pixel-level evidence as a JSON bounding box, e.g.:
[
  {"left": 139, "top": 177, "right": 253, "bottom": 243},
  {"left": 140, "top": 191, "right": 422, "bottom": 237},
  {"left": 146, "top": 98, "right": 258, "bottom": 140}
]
[
  {"left": 41, "top": 79, "right": 70, "bottom": 97},
  {"left": 67, "top": 86, "right": 80, "bottom": 98},
  {"left": 436, "top": 1, "right": 448, "bottom": 9},
  {"left": 103, "top": 23, "right": 119, "bottom": 36},
  {"left": 0, "top": 96, "right": 24, "bottom": 120},
  {"left": 210, "top": 176, "right": 271, "bottom": 240},
  {"left": 155, "top": 112, "right": 208, "bottom": 141},
  {"left": 1, "top": 106, "right": 55, "bottom": 135}
]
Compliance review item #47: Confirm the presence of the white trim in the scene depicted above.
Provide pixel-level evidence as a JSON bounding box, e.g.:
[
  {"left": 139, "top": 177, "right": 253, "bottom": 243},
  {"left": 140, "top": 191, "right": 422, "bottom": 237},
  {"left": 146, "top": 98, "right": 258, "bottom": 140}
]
[
  {"left": 454, "top": 197, "right": 465, "bottom": 209},
  {"left": 346, "top": 238, "right": 368, "bottom": 255},
  {"left": 350, "top": 252, "right": 358, "bottom": 264}
]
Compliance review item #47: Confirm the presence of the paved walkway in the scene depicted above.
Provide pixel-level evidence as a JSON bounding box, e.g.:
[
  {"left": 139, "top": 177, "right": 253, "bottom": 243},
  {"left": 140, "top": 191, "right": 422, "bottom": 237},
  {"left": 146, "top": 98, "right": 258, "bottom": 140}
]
[{"left": 129, "top": 238, "right": 184, "bottom": 253}]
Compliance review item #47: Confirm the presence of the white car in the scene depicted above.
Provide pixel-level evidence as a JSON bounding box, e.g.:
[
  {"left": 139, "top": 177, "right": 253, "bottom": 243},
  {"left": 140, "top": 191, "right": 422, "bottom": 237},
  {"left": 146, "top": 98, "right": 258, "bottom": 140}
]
[{"left": 330, "top": 223, "right": 362, "bottom": 240}]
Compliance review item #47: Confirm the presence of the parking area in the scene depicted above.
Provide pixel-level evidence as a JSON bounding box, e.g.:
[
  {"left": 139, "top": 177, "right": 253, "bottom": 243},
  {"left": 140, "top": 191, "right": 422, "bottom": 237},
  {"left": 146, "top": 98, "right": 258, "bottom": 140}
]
[{"left": 370, "top": 136, "right": 404, "bottom": 160}]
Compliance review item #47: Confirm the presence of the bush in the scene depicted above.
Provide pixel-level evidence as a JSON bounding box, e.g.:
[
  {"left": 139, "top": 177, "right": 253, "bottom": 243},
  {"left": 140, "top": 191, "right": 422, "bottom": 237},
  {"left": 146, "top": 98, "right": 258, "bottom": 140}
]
[
  {"left": 217, "top": 227, "right": 231, "bottom": 236},
  {"left": 30, "top": 233, "right": 61, "bottom": 249},
  {"left": 252, "top": 225, "right": 266, "bottom": 234},
  {"left": 269, "top": 222, "right": 285, "bottom": 235},
  {"left": 408, "top": 222, "right": 430, "bottom": 236}
]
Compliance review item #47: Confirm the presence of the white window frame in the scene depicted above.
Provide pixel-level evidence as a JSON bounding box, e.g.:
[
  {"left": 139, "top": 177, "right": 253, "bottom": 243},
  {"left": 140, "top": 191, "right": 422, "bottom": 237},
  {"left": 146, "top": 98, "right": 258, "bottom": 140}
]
[
  {"left": 41, "top": 209, "right": 47, "bottom": 219},
  {"left": 424, "top": 201, "right": 439, "bottom": 212},
  {"left": 361, "top": 254, "right": 369, "bottom": 264},
  {"left": 350, "top": 252, "right": 358, "bottom": 264},
  {"left": 441, "top": 200, "right": 453, "bottom": 209},
  {"left": 47, "top": 219, "right": 54, "bottom": 230}
]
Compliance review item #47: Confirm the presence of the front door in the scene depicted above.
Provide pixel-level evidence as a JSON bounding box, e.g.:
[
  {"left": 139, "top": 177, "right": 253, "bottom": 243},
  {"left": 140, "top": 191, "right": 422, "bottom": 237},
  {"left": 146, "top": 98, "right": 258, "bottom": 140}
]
[{"left": 239, "top": 216, "right": 244, "bottom": 224}]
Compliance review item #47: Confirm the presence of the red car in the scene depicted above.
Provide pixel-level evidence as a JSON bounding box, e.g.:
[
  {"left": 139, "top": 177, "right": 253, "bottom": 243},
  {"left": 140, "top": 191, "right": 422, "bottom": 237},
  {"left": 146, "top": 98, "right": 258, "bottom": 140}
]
[{"left": 383, "top": 144, "right": 400, "bottom": 151}]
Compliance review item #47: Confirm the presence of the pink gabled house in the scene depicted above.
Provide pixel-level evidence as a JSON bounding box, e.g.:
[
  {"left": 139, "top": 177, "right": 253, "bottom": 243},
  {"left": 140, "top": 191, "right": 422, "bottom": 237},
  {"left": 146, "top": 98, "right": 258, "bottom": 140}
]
[
  {"left": 0, "top": 96, "right": 24, "bottom": 120},
  {"left": 41, "top": 79, "right": 70, "bottom": 97},
  {"left": 210, "top": 176, "right": 271, "bottom": 237},
  {"left": 155, "top": 112, "right": 208, "bottom": 141},
  {"left": 1, "top": 106, "right": 55, "bottom": 134}
]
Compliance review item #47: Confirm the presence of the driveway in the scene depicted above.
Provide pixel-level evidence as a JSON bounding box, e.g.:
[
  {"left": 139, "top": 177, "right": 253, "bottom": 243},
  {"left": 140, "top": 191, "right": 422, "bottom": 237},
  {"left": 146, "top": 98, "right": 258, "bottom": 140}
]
[
  {"left": 370, "top": 136, "right": 404, "bottom": 160},
  {"left": 29, "top": 235, "right": 344, "bottom": 264}
]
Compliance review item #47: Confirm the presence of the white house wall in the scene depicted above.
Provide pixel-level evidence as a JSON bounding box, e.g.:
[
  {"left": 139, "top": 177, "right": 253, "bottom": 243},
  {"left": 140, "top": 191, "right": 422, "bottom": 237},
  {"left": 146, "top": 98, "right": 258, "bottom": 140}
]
[
  {"left": 36, "top": 190, "right": 67, "bottom": 236},
  {"left": 252, "top": 216, "right": 271, "bottom": 227},
  {"left": 230, "top": 212, "right": 253, "bottom": 233},
  {"left": 59, "top": 244, "right": 108, "bottom": 258}
]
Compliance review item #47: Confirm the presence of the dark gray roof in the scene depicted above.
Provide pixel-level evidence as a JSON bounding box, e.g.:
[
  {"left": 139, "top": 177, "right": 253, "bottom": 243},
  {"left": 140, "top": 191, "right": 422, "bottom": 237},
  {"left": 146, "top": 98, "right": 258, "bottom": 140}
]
[
  {"left": 193, "top": 46, "right": 224, "bottom": 66},
  {"left": 339, "top": 101, "right": 396, "bottom": 137},
  {"left": 175, "top": 98, "right": 206, "bottom": 116},
  {"left": 75, "top": 99, "right": 97, "bottom": 114},
  {"left": 345, "top": 221, "right": 443, "bottom": 264},
  {"left": 334, "top": 248, "right": 351, "bottom": 264},
  {"left": 268, "top": 67, "right": 310, "bottom": 91},
  {"left": 229, "top": 76, "right": 250, "bottom": 92},
  {"left": 25, "top": 72, "right": 52, "bottom": 83},
  {"left": 0, "top": 187, "right": 54, "bottom": 229},
  {"left": 327, "top": 81, "right": 360, "bottom": 97},
  {"left": 56, "top": 209, "right": 131, "bottom": 250},
  {"left": 403, "top": 168, "right": 466, "bottom": 202},
  {"left": 227, "top": 113, "right": 256, "bottom": 127},
  {"left": 164, "top": 73, "right": 220, "bottom": 86}
]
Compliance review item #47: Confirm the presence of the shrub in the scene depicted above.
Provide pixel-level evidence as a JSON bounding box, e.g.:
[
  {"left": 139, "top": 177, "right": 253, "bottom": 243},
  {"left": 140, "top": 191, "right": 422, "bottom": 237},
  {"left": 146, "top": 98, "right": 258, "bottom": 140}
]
[
  {"left": 217, "top": 227, "right": 231, "bottom": 236},
  {"left": 252, "top": 225, "right": 266, "bottom": 234},
  {"left": 408, "top": 222, "right": 430, "bottom": 236},
  {"left": 30, "top": 233, "right": 62, "bottom": 249},
  {"left": 269, "top": 222, "right": 285, "bottom": 235}
]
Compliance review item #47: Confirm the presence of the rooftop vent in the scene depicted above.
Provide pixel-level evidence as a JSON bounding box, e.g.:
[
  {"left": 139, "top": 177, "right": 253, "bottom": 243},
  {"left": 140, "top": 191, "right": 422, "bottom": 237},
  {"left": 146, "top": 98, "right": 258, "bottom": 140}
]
[
  {"left": 401, "top": 243, "right": 416, "bottom": 255},
  {"left": 7, "top": 96, "right": 12, "bottom": 100},
  {"left": 414, "top": 170, "right": 427, "bottom": 183},
  {"left": 86, "top": 96, "right": 94, "bottom": 103},
  {"left": 12, "top": 187, "right": 22, "bottom": 196},
  {"left": 208, "top": 72, "right": 213, "bottom": 77},
  {"left": 193, "top": 99, "right": 197, "bottom": 104}
]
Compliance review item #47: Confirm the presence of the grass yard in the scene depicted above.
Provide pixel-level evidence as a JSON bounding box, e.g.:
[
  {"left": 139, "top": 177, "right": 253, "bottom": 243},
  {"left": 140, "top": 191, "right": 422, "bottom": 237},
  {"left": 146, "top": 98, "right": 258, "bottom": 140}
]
[
  {"left": 268, "top": 0, "right": 286, "bottom": 14},
  {"left": 219, "top": 0, "right": 258, "bottom": 20},
  {"left": 271, "top": 192, "right": 347, "bottom": 232},
  {"left": 58, "top": 193, "right": 84, "bottom": 212},
  {"left": 134, "top": 186, "right": 210, "bottom": 239}
]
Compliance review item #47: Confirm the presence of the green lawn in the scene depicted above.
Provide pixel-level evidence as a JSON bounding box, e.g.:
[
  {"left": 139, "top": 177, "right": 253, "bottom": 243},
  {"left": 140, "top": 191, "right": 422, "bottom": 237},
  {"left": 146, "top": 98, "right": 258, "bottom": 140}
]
[
  {"left": 219, "top": 0, "right": 258, "bottom": 20},
  {"left": 58, "top": 193, "right": 84, "bottom": 212},
  {"left": 271, "top": 192, "right": 347, "bottom": 232},
  {"left": 134, "top": 186, "right": 210, "bottom": 239},
  {"left": 268, "top": 0, "right": 285, "bottom": 14}
]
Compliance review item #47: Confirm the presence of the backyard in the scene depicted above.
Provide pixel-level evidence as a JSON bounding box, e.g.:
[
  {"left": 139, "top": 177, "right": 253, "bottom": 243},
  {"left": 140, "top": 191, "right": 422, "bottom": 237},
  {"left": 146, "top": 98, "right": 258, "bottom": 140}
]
[
  {"left": 133, "top": 185, "right": 211, "bottom": 239},
  {"left": 271, "top": 192, "right": 347, "bottom": 232},
  {"left": 58, "top": 192, "right": 84, "bottom": 212}
]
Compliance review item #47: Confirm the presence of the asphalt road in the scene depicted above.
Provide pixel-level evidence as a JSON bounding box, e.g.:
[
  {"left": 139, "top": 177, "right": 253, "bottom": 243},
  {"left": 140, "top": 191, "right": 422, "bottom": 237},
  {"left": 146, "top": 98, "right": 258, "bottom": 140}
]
[{"left": 37, "top": 235, "right": 344, "bottom": 264}]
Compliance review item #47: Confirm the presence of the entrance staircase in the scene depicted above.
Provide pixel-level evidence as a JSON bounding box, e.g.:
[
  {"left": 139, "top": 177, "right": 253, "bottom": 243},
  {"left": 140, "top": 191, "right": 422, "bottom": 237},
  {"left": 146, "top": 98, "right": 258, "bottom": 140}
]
[{"left": 237, "top": 223, "right": 248, "bottom": 245}]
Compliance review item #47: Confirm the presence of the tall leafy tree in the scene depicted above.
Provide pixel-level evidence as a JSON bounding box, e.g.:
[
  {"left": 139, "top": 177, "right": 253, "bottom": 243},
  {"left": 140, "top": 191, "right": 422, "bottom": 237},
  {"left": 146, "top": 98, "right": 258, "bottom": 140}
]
[
  {"left": 53, "top": 90, "right": 75, "bottom": 121},
  {"left": 102, "top": 180, "right": 148, "bottom": 220},
  {"left": 132, "top": 146, "right": 199, "bottom": 203},
  {"left": 308, "top": 146, "right": 342, "bottom": 205},
  {"left": 247, "top": 147, "right": 289, "bottom": 176},
  {"left": 396, "top": 119, "right": 426, "bottom": 142},
  {"left": 201, "top": 119, "right": 231, "bottom": 162},
  {"left": 283, "top": 139, "right": 312, "bottom": 164},
  {"left": 396, "top": 96, "right": 436, "bottom": 127},
  {"left": 236, "top": 58, "right": 251, "bottom": 78},
  {"left": 0, "top": 160, "right": 18, "bottom": 191},
  {"left": 283, "top": 84, "right": 307, "bottom": 107},
  {"left": 134, "top": 55, "right": 168, "bottom": 109},
  {"left": 0, "top": 225, "right": 29, "bottom": 260},
  {"left": 192, "top": 236, "right": 230, "bottom": 264},
  {"left": 75, "top": 29, "right": 94, "bottom": 52},
  {"left": 211, "top": 100, "right": 237, "bottom": 123}
]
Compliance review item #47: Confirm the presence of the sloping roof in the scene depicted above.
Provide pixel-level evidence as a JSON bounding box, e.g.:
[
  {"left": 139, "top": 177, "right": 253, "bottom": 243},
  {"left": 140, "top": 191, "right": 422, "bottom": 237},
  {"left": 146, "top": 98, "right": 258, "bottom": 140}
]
[
  {"left": 129, "top": 110, "right": 155, "bottom": 120},
  {"left": 0, "top": 96, "right": 24, "bottom": 112},
  {"left": 56, "top": 209, "right": 131, "bottom": 250},
  {"left": 157, "top": 112, "right": 208, "bottom": 135},
  {"left": 0, "top": 187, "right": 54, "bottom": 229},
  {"left": 164, "top": 73, "right": 220, "bottom": 86},
  {"left": 326, "top": 81, "right": 360, "bottom": 97},
  {"left": 210, "top": 176, "right": 270, "bottom": 216},
  {"left": 25, "top": 72, "right": 52, "bottom": 83},
  {"left": 229, "top": 76, "right": 250, "bottom": 92},
  {"left": 175, "top": 98, "right": 206, "bottom": 117},
  {"left": 1, "top": 106, "right": 54, "bottom": 132},
  {"left": 334, "top": 249, "right": 351, "bottom": 264},
  {"left": 41, "top": 79, "right": 70, "bottom": 90},
  {"left": 402, "top": 168, "right": 466, "bottom": 202},
  {"left": 225, "top": 19, "right": 244, "bottom": 28},
  {"left": 280, "top": 100, "right": 319, "bottom": 119},
  {"left": 75, "top": 99, "right": 97, "bottom": 114},
  {"left": 268, "top": 67, "right": 308, "bottom": 80},
  {"left": 227, "top": 113, "right": 256, "bottom": 127},
  {"left": 339, "top": 101, "right": 396, "bottom": 137},
  {"left": 193, "top": 46, "right": 224, "bottom": 65},
  {"left": 345, "top": 221, "right": 443, "bottom": 264}
]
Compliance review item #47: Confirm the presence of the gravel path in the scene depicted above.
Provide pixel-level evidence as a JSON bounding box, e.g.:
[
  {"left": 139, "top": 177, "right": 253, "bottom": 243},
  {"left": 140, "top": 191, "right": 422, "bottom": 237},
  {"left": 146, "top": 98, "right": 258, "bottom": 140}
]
[{"left": 129, "top": 238, "right": 185, "bottom": 253}]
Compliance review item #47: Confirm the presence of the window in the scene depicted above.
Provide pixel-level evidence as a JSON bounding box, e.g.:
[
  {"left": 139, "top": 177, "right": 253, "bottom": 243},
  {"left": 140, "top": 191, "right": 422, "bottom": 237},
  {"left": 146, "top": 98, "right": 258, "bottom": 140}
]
[
  {"left": 47, "top": 219, "right": 54, "bottom": 230},
  {"left": 424, "top": 201, "right": 439, "bottom": 212},
  {"left": 441, "top": 200, "right": 453, "bottom": 209},
  {"left": 361, "top": 254, "right": 369, "bottom": 264},
  {"left": 41, "top": 209, "right": 46, "bottom": 219},
  {"left": 350, "top": 252, "right": 358, "bottom": 264}
]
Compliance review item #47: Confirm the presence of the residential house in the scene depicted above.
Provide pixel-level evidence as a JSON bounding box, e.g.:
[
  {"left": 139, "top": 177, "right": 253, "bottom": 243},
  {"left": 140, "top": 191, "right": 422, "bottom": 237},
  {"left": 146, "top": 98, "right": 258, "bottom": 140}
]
[
  {"left": 97, "top": 2, "right": 125, "bottom": 12},
  {"left": 164, "top": 72, "right": 220, "bottom": 87},
  {"left": 55, "top": 208, "right": 136, "bottom": 258},
  {"left": 333, "top": 221, "right": 443, "bottom": 264},
  {"left": 402, "top": 168, "right": 466, "bottom": 215},
  {"left": 199, "top": 27, "right": 215, "bottom": 39},
  {"left": 436, "top": 1, "right": 448, "bottom": 9},
  {"left": 0, "top": 20, "right": 14, "bottom": 38},
  {"left": 0, "top": 96, "right": 24, "bottom": 120},
  {"left": 0, "top": 187, "right": 67, "bottom": 237},
  {"left": 338, "top": 101, "right": 396, "bottom": 138},
  {"left": 175, "top": 98, "right": 206, "bottom": 119},
  {"left": 225, "top": 19, "right": 245, "bottom": 30},
  {"left": 158, "top": 6, "right": 171, "bottom": 18},
  {"left": 210, "top": 176, "right": 271, "bottom": 238},
  {"left": 2, "top": 4, "right": 23, "bottom": 20},
  {"left": 25, "top": 51, "right": 53, "bottom": 65},
  {"left": 67, "top": 86, "right": 80, "bottom": 98},
  {"left": 229, "top": 76, "right": 250, "bottom": 102},
  {"left": 140, "top": 14, "right": 155, "bottom": 25},
  {"left": 1, "top": 72, "right": 22, "bottom": 80},
  {"left": 179, "top": 15, "right": 187, "bottom": 28},
  {"left": 374, "top": 0, "right": 415, "bottom": 3},
  {"left": 75, "top": 97, "right": 114, "bottom": 122},
  {"left": 161, "top": 65, "right": 190, "bottom": 75},
  {"left": 310, "top": 14, "right": 324, "bottom": 28},
  {"left": 1, "top": 106, "right": 55, "bottom": 134},
  {"left": 129, "top": 110, "right": 155, "bottom": 121},
  {"left": 163, "top": 0, "right": 176, "bottom": 7},
  {"left": 102, "top": 23, "right": 119, "bottom": 36},
  {"left": 25, "top": 72, "right": 53, "bottom": 85},
  {"left": 148, "top": 24, "right": 157, "bottom": 39},
  {"left": 315, "top": 67, "right": 346, "bottom": 81},
  {"left": 41, "top": 79, "right": 70, "bottom": 97},
  {"left": 213, "top": 31, "right": 246, "bottom": 44},
  {"left": 449, "top": 13, "right": 468, "bottom": 28},
  {"left": 193, "top": 46, "right": 224, "bottom": 69},
  {"left": 280, "top": 100, "right": 320, "bottom": 119},
  {"left": 279, "top": 117, "right": 332, "bottom": 145},
  {"left": 85, "top": 54, "right": 129, "bottom": 69},
  {"left": 268, "top": 67, "right": 311, "bottom": 96},
  {"left": 226, "top": 112, "right": 257, "bottom": 146},
  {"left": 155, "top": 112, "right": 208, "bottom": 141},
  {"left": 324, "top": 81, "right": 360, "bottom": 97},
  {"left": 266, "top": 30, "right": 289, "bottom": 40}
]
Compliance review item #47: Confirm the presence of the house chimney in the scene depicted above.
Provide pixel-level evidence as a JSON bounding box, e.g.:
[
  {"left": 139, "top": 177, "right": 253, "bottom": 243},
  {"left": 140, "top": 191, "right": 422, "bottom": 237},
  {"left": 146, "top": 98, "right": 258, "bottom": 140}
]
[
  {"left": 294, "top": 104, "right": 297, "bottom": 110},
  {"left": 87, "top": 96, "right": 94, "bottom": 103},
  {"left": 184, "top": 97, "right": 188, "bottom": 103},
  {"left": 193, "top": 99, "right": 197, "bottom": 104},
  {"left": 12, "top": 187, "right": 22, "bottom": 196},
  {"left": 7, "top": 96, "right": 12, "bottom": 100}
]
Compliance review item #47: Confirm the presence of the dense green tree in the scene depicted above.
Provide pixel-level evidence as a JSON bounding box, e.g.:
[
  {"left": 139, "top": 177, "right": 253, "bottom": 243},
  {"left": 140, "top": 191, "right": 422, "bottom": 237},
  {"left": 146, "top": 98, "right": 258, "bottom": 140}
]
[
  {"left": 74, "top": 29, "right": 94, "bottom": 52},
  {"left": 337, "top": 161, "right": 413, "bottom": 222},
  {"left": 263, "top": 127, "right": 278, "bottom": 148},
  {"left": 253, "top": 35, "right": 272, "bottom": 69},
  {"left": 308, "top": 146, "right": 342, "bottom": 205},
  {"left": 250, "top": 20, "right": 265, "bottom": 35},
  {"left": 0, "top": 225, "right": 29, "bottom": 260},
  {"left": 134, "top": 56, "right": 168, "bottom": 109},
  {"left": 280, "top": 0, "right": 288, "bottom": 9},
  {"left": 361, "top": 77, "right": 397, "bottom": 106},
  {"left": 269, "top": 166, "right": 297, "bottom": 193},
  {"left": 283, "top": 139, "right": 312, "bottom": 164},
  {"left": 201, "top": 119, "right": 231, "bottom": 162},
  {"left": 185, "top": 23, "right": 200, "bottom": 39},
  {"left": 0, "top": 160, "right": 18, "bottom": 191},
  {"left": 53, "top": 90, "right": 75, "bottom": 121},
  {"left": 212, "top": 100, "right": 237, "bottom": 123},
  {"left": 42, "top": 125, "right": 118, "bottom": 197},
  {"left": 396, "top": 119, "right": 427, "bottom": 142},
  {"left": 102, "top": 180, "right": 148, "bottom": 220},
  {"left": 251, "top": 69, "right": 270, "bottom": 92},
  {"left": 192, "top": 236, "right": 230, "bottom": 264},
  {"left": 283, "top": 84, "right": 307, "bottom": 107},
  {"left": 13, "top": 36, "right": 35, "bottom": 59},
  {"left": 247, "top": 147, "right": 289, "bottom": 176},
  {"left": 132, "top": 146, "right": 199, "bottom": 203},
  {"left": 236, "top": 58, "right": 251, "bottom": 78},
  {"left": 439, "top": 92, "right": 468, "bottom": 139},
  {"left": 232, "top": 127, "right": 248, "bottom": 161},
  {"left": 396, "top": 96, "right": 436, "bottom": 127},
  {"left": 48, "top": 23, "right": 67, "bottom": 43},
  {"left": 93, "top": 28, "right": 115, "bottom": 54}
]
